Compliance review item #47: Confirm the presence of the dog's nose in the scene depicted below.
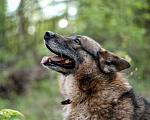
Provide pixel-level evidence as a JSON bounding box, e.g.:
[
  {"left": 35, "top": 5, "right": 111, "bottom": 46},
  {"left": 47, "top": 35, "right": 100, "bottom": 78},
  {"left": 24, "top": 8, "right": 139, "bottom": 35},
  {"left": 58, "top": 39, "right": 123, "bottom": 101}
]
[{"left": 44, "top": 31, "right": 55, "bottom": 40}]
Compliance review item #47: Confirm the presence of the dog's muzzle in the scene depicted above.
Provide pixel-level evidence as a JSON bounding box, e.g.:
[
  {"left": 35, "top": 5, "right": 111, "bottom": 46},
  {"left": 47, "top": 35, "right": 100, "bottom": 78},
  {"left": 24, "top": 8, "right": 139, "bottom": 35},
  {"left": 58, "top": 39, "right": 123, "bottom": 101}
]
[{"left": 41, "top": 31, "right": 76, "bottom": 70}]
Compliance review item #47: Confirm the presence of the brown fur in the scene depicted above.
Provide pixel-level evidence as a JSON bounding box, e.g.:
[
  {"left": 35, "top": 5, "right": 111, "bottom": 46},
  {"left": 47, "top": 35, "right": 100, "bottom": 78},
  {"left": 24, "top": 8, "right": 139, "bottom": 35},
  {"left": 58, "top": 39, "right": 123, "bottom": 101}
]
[
  {"left": 59, "top": 57, "right": 133, "bottom": 119},
  {"left": 42, "top": 31, "right": 150, "bottom": 120}
]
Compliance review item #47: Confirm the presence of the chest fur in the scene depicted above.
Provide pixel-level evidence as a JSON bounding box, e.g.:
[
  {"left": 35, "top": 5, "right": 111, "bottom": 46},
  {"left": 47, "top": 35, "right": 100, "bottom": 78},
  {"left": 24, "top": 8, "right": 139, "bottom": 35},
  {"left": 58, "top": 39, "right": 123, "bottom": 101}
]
[
  {"left": 59, "top": 75, "right": 83, "bottom": 102},
  {"left": 59, "top": 74, "right": 133, "bottom": 119}
]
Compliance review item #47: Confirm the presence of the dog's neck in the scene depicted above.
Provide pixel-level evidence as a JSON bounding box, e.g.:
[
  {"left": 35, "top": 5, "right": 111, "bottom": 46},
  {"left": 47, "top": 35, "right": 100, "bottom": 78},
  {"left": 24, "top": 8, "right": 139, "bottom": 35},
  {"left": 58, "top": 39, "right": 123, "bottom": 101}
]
[{"left": 59, "top": 69, "right": 132, "bottom": 106}]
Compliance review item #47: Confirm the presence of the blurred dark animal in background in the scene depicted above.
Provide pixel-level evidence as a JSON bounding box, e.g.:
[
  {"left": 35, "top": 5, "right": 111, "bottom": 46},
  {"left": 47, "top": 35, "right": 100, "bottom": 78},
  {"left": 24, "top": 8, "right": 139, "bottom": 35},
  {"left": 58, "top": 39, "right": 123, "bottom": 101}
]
[{"left": 0, "top": 51, "right": 49, "bottom": 98}]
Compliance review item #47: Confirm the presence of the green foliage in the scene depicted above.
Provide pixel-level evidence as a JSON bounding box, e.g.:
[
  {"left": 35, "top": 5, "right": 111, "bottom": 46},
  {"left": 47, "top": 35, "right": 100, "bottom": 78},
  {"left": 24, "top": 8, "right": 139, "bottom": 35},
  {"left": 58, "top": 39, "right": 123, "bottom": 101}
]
[
  {"left": 0, "top": 109, "right": 24, "bottom": 120},
  {"left": 0, "top": 0, "right": 150, "bottom": 119}
]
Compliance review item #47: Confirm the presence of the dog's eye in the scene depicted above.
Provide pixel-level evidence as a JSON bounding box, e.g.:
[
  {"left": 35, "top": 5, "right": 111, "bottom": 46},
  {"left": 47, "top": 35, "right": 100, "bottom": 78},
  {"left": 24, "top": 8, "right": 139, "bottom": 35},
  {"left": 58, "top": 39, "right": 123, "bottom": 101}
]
[{"left": 72, "top": 39, "right": 80, "bottom": 45}]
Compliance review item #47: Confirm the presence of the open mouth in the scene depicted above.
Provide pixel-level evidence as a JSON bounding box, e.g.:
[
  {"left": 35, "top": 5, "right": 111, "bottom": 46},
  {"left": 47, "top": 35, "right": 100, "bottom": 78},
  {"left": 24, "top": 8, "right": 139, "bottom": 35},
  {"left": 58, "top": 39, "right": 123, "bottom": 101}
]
[{"left": 41, "top": 44, "right": 75, "bottom": 69}]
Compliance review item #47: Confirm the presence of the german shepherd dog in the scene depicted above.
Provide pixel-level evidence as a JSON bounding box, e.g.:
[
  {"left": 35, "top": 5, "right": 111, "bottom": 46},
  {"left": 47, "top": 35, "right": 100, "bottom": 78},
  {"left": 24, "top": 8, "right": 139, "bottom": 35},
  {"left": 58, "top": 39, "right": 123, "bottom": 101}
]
[{"left": 41, "top": 31, "right": 150, "bottom": 120}]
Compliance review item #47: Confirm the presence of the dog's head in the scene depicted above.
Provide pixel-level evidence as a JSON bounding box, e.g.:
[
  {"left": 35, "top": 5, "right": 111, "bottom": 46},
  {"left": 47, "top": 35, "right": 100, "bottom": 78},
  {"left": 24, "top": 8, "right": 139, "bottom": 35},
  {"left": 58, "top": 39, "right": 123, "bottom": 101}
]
[{"left": 41, "top": 31, "right": 130, "bottom": 74}]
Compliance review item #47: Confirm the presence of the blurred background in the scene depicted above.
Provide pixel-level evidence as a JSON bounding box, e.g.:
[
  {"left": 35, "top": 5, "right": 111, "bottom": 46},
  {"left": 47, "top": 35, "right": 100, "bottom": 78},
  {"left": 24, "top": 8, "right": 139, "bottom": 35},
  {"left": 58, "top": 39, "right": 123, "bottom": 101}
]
[{"left": 0, "top": 0, "right": 150, "bottom": 119}]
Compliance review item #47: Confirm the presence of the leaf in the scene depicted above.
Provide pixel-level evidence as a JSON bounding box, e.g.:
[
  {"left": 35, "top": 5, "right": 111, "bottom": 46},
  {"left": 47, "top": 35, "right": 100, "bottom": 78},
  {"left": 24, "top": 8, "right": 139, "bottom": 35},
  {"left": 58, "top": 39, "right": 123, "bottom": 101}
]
[{"left": 0, "top": 109, "right": 24, "bottom": 118}]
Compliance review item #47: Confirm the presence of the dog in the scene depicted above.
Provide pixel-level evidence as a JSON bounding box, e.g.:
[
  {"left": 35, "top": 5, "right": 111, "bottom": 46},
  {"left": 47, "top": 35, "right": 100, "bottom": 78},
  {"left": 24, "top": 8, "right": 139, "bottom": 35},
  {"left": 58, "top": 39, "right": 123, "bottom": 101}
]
[{"left": 41, "top": 31, "right": 150, "bottom": 120}]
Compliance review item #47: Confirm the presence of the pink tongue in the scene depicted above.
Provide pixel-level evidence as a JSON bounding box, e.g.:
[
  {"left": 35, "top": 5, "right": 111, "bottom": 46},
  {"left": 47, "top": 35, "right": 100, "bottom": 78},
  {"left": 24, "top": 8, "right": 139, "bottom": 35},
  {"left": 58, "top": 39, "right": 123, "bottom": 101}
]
[{"left": 41, "top": 56, "right": 67, "bottom": 64}]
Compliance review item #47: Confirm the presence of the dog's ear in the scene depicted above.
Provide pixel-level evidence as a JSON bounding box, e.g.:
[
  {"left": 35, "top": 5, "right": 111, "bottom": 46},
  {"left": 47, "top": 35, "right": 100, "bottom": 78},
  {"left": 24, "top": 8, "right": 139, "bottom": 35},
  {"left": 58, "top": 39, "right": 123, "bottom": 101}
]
[{"left": 99, "top": 49, "right": 131, "bottom": 73}]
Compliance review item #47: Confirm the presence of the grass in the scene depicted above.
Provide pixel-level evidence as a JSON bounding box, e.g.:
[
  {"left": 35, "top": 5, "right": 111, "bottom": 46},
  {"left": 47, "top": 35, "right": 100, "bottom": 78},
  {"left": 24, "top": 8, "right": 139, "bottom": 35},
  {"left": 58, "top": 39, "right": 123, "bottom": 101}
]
[{"left": 0, "top": 73, "right": 150, "bottom": 120}]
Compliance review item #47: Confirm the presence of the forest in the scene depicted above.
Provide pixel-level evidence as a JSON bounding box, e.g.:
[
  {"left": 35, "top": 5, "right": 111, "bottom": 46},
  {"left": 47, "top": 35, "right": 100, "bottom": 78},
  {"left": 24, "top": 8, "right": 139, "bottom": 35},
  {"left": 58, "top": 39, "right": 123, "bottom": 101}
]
[{"left": 0, "top": 0, "right": 150, "bottom": 119}]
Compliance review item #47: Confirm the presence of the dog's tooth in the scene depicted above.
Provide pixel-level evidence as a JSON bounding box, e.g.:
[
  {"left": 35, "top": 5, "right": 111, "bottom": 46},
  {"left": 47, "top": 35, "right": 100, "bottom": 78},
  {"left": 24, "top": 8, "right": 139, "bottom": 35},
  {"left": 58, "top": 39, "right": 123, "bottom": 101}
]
[
  {"left": 65, "top": 59, "right": 69, "bottom": 63},
  {"left": 69, "top": 60, "right": 72, "bottom": 63},
  {"left": 49, "top": 59, "right": 51, "bottom": 62}
]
